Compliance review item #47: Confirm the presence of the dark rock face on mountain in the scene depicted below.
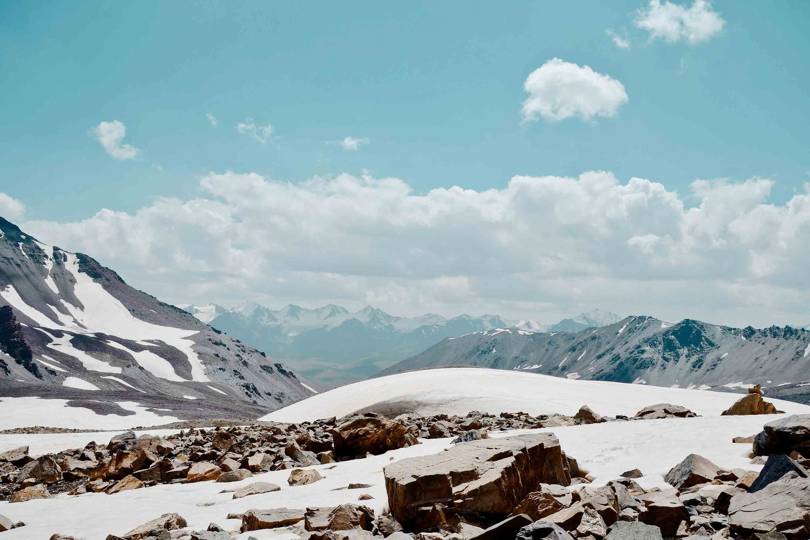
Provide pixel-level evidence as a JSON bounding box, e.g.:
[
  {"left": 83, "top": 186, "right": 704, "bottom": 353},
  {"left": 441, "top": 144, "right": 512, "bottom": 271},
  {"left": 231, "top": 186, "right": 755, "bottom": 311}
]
[
  {"left": 384, "top": 315, "right": 810, "bottom": 403},
  {"left": 0, "top": 217, "right": 313, "bottom": 421}
]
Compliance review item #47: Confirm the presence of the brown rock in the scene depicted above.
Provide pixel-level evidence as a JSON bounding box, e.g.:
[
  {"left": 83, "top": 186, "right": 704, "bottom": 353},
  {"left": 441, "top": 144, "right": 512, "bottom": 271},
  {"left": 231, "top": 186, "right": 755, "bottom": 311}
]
[
  {"left": 219, "top": 457, "right": 241, "bottom": 472},
  {"left": 722, "top": 386, "right": 780, "bottom": 416},
  {"left": 217, "top": 469, "right": 252, "bottom": 482},
  {"left": 17, "top": 455, "right": 62, "bottom": 484},
  {"left": 187, "top": 461, "right": 221, "bottom": 482},
  {"left": 10, "top": 484, "right": 49, "bottom": 503},
  {"left": 107, "top": 474, "right": 144, "bottom": 494},
  {"left": 474, "top": 514, "right": 533, "bottom": 540},
  {"left": 331, "top": 413, "right": 418, "bottom": 459},
  {"left": 575, "top": 405, "right": 605, "bottom": 425},
  {"left": 637, "top": 490, "right": 689, "bottom": 538},
  {"left": 241, "top": 508, "right": 305, "bottom": 531},
  {"left": 620, "top": 469, "right": 643, "bottom": 479},
  {"left": 288, "top": 467, "right": 323, "bottom": 486},
  {"left": 513, "top": 490, "right": 565, "bottom": 520},
  {"left": 305, "top": 504, "right": 374, "bottom": 531},
  {"left": 385, "top": 433, "right": 573, "bottom": 532},
  {"left": 211, "top": 431, "right": 235, "bottom": 451},
  {"left": 545, "top": 502, "right": 586, "bottom": 530}
]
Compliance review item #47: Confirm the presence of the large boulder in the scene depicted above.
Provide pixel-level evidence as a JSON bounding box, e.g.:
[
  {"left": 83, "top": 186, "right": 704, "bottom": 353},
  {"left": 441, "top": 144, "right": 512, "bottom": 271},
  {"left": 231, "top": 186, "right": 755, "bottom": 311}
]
[
  {"left": 288, "top": 468, "right": 323, "bottom": 486},
  {"left": 664, "top": 454, "right": 721, "bottom": 490},
  {"left": 574, "top": 406, "right": 605, "bottom": 425},
  {"left": 722, "top": 385, "right": 780, "bottom": 416},
  {"left": 753, "top": 414, "right": 810, "bottom": 458},
  {"left": 634, "top": 404, "right": 696, "bottom": 420},
  {"left": 728, "top": 472, "right": 810, "bottom": 537},
  {"left": 331, "top": 413, "right": 417, "bottom": 459},
  {"left": 384, "top": 433, "right": 573, "bottom": 532},
  {"left": 637, "top": 490, "right": 688, "bottom": 538},
  {"left": 749, "top": 454, "right": 808, "bottom": 492}
]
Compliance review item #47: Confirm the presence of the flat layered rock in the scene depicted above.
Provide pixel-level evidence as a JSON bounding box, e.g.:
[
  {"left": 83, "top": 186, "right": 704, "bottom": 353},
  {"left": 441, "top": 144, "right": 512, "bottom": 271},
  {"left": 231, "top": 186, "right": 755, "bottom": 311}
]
[
  {"left": 384, "top": 433, "right": 573, "bottom": 532},
  {"left": 634, "top": 404, "right": 696, "bottom": 420},
  {"left": 241, "top": 508, "right": 305, "bottom": 531},
  {"left": 728, "top": 473, "right": 810, "bottom": 537},
  {"left": 233, "top": 481, "right": 280, "bottom": 499},
  {"left": 754, "top": 414, "right": 810, "bottom": 458}
]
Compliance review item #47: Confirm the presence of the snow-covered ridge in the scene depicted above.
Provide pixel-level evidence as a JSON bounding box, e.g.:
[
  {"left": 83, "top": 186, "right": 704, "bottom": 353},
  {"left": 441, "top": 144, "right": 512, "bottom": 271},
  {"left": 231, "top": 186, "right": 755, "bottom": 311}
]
[{"left": 262, "top": 367, "right": 810, "bottom": 423}]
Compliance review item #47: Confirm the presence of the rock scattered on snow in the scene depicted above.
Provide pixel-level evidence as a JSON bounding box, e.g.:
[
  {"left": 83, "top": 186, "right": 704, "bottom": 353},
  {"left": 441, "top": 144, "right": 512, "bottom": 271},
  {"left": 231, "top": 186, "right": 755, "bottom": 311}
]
[{"left": 722, "top": 384, "right": 781, "bottom": 416}]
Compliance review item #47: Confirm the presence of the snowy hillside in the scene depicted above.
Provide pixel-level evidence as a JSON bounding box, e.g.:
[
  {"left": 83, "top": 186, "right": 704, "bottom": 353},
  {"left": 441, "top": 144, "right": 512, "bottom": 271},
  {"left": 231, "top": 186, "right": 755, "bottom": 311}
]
[
  {"left": 2, "top": 366, "right": 808, "bottom": 538},
  {"left": 262, "top": 368, "right": 810, "bottom": 423},
  {"left": 0, "top": 217, "right": 313, "bottom": 422},
  {"left": 384, "top": 316, "right": 810, "bottom": 403}
]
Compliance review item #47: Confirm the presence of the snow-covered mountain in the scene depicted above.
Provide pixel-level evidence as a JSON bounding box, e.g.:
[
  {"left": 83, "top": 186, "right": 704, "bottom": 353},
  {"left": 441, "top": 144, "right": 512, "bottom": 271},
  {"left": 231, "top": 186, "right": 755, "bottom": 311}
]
[
  {"left": 0, "top": 217, "right": 314, "bottom": 420},
  {"left": 185, "top": 303, "right": 510, "bottom": 387},
  {"left": 383, "top": 315, "right": 810, "bottom": 403}
]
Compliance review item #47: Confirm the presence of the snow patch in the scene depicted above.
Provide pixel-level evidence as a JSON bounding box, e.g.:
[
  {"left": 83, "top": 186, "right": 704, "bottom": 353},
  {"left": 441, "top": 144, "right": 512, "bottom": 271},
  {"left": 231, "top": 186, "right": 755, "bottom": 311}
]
[
  {"left": 301, "top": 382, "right": 318, "bottom": 393},
  {"left": 207, "top": 385, "right": 228, "bottom": 396},
  {"left": 61, "top": 377, "right": 100, "bottom": 391},
  {"left": 37, "top": 356, "right": 67, "bottom": 373},
  {"left": 566, "top": 372, "right": 581, "bottom": 380},
  {"left": 42, "top": 329, "right": 122, "bottom": 374}
]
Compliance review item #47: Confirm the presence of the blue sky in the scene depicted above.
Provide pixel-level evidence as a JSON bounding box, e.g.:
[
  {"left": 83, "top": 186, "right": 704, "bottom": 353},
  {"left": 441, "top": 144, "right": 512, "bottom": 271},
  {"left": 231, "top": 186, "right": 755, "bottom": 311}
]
[
  {"left": 2, "top": 1, "right": 809, "bottom": 220},
  {"left": 2, "top": 1, "right": 810, "bottom": 326}
]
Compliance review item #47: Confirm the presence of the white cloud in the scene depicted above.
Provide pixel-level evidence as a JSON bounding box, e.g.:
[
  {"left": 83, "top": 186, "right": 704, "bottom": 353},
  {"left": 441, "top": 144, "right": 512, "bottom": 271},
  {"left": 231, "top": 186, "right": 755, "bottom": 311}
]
[
  {"left": 339, "top": 136, "right": 370, "bottom": 151},
  {"left": 205, "top": 113, "right": 218, "bottom": 127},
  {"left": 90, "top": 120, "right": 140, "bottom": 160},
  {"left": 22, "top": 172, "right": 810, "bottom": 327},
  {"left": 236, "top": 118, "right": 273, "bottom": 143},
  {"left": 635, "top": 0, "right": 725, "bottom": 45},
  {"left": 0, "top": 193, "right": 25, "bottom": 221},
  {"left": 606, "top": 29, "right": 631, "bottom": 49},
  {"left": 522, "top": 58, "right": 628, "bottom": 123}
]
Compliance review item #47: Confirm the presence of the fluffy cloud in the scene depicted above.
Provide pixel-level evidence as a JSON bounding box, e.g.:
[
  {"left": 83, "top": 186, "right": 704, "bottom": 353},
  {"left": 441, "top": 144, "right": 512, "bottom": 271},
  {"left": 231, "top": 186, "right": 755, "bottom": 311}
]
[
  {"left": 0, "top": 193, "right": 25, "bottom": 220},
  {"left": 22, "top": 171, "right": 810, "bottom": 326},
  {"left": 236, "top": 118, "right": 273, "bottom": 143},
  {"left": 205, "top": 113, "right": 218, "bottom": 127},
  {"left": 635, "top": 0, "right": 725, "bottom": 45},
  {"left": 90, "top": 120, "right": 140, "bottom": 160},
  {"left": 522, "top": 59, "right": 628, "bottom": 122},
  {"left": 339, "top": 136, "right": 369, "bottom": 151}
]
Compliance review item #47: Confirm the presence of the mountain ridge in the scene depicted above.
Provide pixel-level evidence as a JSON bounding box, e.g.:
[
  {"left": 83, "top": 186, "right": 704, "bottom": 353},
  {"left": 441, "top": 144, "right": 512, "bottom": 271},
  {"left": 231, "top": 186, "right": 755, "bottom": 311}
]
[
  {"left": 184, "top": 302, "right": 621, "bottom": 387},
  {"left": 0, "top": 216, "right": 314, "bottom": 420},
  {"left": 382, "top": 314, "right": 810, "bottom": 403}
]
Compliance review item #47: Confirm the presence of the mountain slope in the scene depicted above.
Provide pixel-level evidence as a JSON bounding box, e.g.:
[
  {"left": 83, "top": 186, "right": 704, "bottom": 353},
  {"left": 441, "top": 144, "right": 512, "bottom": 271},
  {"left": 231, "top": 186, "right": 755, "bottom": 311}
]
[
  {"left": 383, "top": 316, "right": 810, "bottom": 403},
  {"left": 0, "top": 217, "right": 314, "bottom": 421}
]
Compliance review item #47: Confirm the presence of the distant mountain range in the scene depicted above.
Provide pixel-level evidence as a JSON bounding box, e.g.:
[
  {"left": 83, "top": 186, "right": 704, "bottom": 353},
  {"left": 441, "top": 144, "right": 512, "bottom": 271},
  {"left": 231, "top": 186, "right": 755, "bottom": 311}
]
[
  {"left": 383, "top": 315, "right": 810, "bottom": 404},
  {"left": 0, "top": 217, "right": 313, "bottom": 420},
  {"left": 184, "top": 303, "right": 621, "bottom": 387}
]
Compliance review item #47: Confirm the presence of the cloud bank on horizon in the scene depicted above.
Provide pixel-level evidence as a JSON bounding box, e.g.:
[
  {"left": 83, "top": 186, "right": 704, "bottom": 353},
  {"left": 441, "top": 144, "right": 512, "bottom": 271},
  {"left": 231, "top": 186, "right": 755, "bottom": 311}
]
[{"left": 6, "top": 168, "right": 810, "bottom": 328}]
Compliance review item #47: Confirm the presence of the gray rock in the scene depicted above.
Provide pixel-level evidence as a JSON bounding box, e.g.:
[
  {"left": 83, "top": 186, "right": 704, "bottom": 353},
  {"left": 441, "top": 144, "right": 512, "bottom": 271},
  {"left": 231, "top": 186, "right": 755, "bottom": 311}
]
[
  {"left": 749, "top": 454, "right": 808, "bottom": 492},
  {"left": 217, "top": 469, "right": 253, "bottom": 483},
  {"left": 728, "top": 473, "right": 810, "bottom": 536},
  {"left": 0, "top": 446, "right": 30, "bottom": 464},
  {"left": 634, "top": 403, "right": 697, "bottom": 420},
  {"left": 605, "top": 521, "right": 664, "bottom": 539},
  {"left": 0, "top": 514, "right": 15, "bottom": 532},
  {"left": 233, "top": 481, "right": 281, "bottom": 499},
  {"left": 288, "top": 468, "right": 323, "bottom": 486},
  {"left": 515, "top": 521, "right": 575, "bottom": 540},
  {"left": 754, "top": 415, "right": 810, "bottom": 458},
  {"left": 117, "top": 513, "right": 187, "bottom": 540},
  {"left": 664, "top": 454, "right": 721, "bottom": 490}
]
